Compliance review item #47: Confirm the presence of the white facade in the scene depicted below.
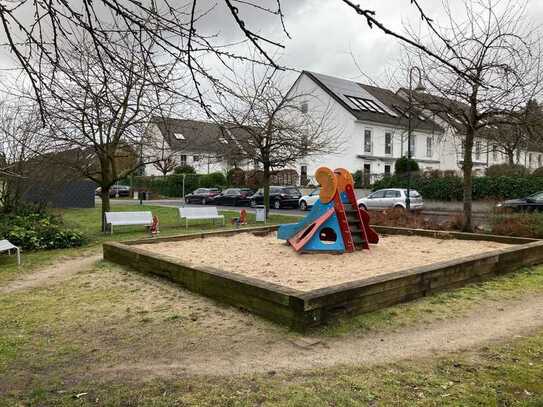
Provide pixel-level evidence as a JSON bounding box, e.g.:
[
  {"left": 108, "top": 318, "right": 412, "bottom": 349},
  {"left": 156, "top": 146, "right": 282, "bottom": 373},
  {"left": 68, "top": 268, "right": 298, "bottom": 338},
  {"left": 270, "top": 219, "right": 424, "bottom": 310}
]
[
  {"left": 142, "top": 122, "right": 252, "bottom": 176},
  {"left": 291, "top": 72, "right": 543, "bottom": 183},
  {"left": 289, "top": 72, "right": 445, "bottom": 184}
]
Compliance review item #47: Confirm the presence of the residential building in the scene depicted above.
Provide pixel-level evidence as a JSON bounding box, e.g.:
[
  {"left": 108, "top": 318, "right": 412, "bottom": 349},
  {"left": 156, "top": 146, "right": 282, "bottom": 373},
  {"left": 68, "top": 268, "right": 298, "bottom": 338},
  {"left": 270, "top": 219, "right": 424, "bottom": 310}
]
[
  {"left": 142, "top": 117, "right": 254, "bottom": 176},
  {"left": 287, "top": 71, "right": 445, "bottom": 184}
]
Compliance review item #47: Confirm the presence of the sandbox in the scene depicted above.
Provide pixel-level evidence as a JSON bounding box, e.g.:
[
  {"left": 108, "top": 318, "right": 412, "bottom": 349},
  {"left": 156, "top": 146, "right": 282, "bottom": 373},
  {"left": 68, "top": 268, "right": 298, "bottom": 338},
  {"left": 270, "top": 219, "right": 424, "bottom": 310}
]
[
  {"left": 103, "top": 226, "right": 543, "bottom": 330},
  {"left": 132, "top": 233, "right": 511, "bottom": 292}
]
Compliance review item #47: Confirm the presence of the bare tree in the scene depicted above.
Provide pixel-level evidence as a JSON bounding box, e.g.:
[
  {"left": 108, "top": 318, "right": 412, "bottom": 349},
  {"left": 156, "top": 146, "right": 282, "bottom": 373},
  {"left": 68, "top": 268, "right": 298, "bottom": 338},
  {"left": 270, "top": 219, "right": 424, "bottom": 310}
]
[
  {"left": 404, "top": 0, "right": 543, "bottom": 231},
  {"left": 0, "top": 99, "right": 48, "bottom": 212},
  {"left": 215, "top": 67, "right": 340, "bottom": 214},
  {"left": 39, "top": 24, "right": 177, "bottom": 231}
]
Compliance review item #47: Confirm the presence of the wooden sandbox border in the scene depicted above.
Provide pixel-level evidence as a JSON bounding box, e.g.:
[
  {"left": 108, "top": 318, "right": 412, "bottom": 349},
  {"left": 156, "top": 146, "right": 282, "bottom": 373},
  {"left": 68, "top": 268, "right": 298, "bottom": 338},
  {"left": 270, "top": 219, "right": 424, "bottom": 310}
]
[{"left": 103, "top": 226, "right": 543, "bottom": 331}]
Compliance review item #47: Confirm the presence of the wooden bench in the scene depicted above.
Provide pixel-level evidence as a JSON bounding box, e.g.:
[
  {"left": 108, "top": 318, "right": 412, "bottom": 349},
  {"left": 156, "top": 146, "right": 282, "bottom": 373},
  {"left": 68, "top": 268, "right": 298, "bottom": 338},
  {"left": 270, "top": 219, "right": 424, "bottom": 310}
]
[
  {"left": 179, "top": 207, "right": 225, "bottom": 229},
  {"left": 104, "top": 211, "right": 153, "bottom": 234},
  {"left": 0, "top": 239, "right": 21, "bottom": 265}
]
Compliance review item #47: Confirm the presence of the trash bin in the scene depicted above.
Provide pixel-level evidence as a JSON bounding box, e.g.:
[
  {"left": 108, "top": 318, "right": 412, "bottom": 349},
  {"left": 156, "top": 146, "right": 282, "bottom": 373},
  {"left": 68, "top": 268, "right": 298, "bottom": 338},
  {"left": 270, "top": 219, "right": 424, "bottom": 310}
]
[{"left": 255, "top": 205, "right": 266, "bottom": 223}]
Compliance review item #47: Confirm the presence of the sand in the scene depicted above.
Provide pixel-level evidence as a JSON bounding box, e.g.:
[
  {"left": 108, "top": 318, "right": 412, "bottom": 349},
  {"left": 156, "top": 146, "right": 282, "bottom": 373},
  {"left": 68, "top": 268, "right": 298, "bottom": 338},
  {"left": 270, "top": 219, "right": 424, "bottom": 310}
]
[{"left": 134, "top": 233, "right": 512, "bottom": 292}]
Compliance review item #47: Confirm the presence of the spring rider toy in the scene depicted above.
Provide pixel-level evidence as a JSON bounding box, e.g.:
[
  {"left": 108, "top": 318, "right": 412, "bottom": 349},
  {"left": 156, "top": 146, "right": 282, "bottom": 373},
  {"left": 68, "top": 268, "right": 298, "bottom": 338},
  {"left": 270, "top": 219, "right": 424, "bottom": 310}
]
[{"left": 278, "top": 167, "right": 379, "bottom": 253}]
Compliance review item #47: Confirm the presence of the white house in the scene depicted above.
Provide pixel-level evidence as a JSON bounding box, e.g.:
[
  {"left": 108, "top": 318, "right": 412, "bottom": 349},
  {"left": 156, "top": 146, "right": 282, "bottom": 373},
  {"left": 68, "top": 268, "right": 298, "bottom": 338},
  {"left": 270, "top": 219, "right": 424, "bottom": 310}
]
[
  {"left": 142, "top": 117, "right": 254, "bottom": 176},
  {"left": 289, "top": 71, "right": 543, "bottom": 183},
  {"left": 287, "top": 71, "right": 446, "bottom": 184}
]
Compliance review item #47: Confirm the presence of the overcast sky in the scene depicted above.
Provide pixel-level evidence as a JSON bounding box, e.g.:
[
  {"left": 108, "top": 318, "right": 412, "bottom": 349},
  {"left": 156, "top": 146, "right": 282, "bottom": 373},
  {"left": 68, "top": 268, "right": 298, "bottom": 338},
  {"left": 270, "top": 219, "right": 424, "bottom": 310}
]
[{"left": 1, "top": 1, "right": 543, "bottom": 93}]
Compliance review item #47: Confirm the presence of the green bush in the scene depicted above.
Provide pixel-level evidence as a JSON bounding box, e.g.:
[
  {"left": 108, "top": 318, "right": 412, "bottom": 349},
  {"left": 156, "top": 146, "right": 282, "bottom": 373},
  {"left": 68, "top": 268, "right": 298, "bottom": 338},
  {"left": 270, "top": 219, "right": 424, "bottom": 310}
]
[
  {"left": 0, "top": 212, "right": 85, "bottom": 250},
  {"left": 394, "top": 156, "right": 419, "bottom": 175},
  {"left": 173, "top": 165, "right": 196, "bottom": 174},
  {"left": 227, "top": 168, "right": 246, "bottom": 187},
  {"left": 353, "top": 170, "right": 363, "bottom": 188},
  {"left": 133, "top": 172, "right": 227, "bottom": 197},
  {"left": 485, "top": 163, "right": 528, "bottom": 177},
  {"left": 372, "top": 174, "right": 543, "bottom": 201}
]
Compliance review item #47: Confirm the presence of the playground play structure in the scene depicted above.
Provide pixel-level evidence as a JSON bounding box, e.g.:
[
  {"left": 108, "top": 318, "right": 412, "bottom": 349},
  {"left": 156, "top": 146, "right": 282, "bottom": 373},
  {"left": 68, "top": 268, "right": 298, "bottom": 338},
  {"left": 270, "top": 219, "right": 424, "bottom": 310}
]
[{"left": 278, "top": 167, "right": 379, "bottom": 253}]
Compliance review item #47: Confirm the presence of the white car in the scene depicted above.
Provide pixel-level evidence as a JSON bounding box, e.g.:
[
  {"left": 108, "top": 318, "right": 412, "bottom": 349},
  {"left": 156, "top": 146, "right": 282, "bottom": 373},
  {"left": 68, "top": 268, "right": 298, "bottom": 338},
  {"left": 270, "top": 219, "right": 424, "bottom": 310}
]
[
  {"left": 357, "top": 188, "right": 424, "bottom": 211},
  {"left": 298, "top": 188, "right": 320, "bottom": 211}
]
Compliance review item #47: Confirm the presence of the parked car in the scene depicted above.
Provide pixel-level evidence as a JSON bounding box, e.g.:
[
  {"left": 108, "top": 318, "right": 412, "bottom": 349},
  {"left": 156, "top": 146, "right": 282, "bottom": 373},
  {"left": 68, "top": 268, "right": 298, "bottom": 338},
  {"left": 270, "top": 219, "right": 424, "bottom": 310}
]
[
  {"left": 496, "top": 191, "right": 543, "bottom": 212},
  {"left": 298, "top": 188, "right": 320, "bottom": 211},
  {"left": 209, "top": 188, "right": 254, "bottom": 206},
  {"left": 184, "top": 188, "right": 220, "bottom": 205},
  {"left": 357, "top": 188, "right": 424, "bottom": 211},
  {"left": 95, "top": 185, "right": 131, "bottom": 198},
  {"left": 250, "top": 186, "right": 302, "bottom": 209}
]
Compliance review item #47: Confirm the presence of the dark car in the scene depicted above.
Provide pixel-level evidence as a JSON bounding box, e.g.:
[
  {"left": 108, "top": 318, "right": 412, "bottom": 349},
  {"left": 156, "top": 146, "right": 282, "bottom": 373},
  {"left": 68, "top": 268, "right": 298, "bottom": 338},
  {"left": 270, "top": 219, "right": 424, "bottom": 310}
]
[
  {"left": 497, "top": 191, "right": 543, "bottom": 212},
  {"left": 250, "top": 186, "right": 302, "bottom": 209},
  {"left": 185, "top": 188, "right": 220, "bottom": 205},
  {"left": 209, "top": 188, "right": 254, "bottom": 206},
  {"left": 95, "top": 185, "right": 131, "bottom": 198}
]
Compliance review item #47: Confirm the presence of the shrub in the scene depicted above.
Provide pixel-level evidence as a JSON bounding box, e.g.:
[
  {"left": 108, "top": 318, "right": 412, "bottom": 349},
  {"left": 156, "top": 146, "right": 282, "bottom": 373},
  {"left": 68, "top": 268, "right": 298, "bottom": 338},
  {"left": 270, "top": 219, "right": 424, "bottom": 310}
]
[
  {"left": 227, "top": 168, "right": 246, "bottom": 187},
  {"left": 532, "top": 167, "right": 543, "bottom": 177},
  {"left": 173, "top": 165, "right": 196, "bottom": 174},
  {"left": 372, "top": 174, "right": 543, "bottom": 201},
  {"left": 490, "top": 213, "right": 543, "bottom": 238},
  {"left": 353, "top": 170, "right": 363, "bottom": 188},
  {"left": 394, "top": 156, "right": 419, "bottom": 175},
  {"left": 199, "top": 172, "right": 227, "bottom": 188},
  {"left": 0, "top": 212, "right": 85, "bottom": 250},
  {"left": 485, "top": 163, "right": 528, "bottom": 177}
]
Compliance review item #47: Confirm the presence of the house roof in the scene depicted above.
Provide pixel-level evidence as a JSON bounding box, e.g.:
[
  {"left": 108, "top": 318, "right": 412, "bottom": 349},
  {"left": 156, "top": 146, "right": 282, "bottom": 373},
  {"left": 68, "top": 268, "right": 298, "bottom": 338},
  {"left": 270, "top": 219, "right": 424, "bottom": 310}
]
[
  {"left": 151, "top": 117, "right": 253, "bottom": 158},
  {"left": 397, "top": 87, "right": 470, "bottom": 134},
  {"left": 303, "top": 71, "right": 443, "bottom": 133}
]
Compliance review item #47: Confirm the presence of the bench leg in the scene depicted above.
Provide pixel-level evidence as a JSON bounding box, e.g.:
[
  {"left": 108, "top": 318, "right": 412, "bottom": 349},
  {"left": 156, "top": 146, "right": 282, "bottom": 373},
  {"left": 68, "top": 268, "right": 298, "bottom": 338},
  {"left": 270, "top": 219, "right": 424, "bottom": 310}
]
[{"left": 186, "top": 218, "right": 188, "bottom": 230}]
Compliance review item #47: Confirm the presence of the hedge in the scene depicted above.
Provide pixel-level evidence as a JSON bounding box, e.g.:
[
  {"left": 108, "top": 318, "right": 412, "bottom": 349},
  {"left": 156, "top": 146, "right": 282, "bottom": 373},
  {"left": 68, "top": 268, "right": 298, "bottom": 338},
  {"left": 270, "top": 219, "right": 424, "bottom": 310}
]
[
  {"left": 372, "top": 175, "right": 543, "bottom": 201},
  {"left": 133, "top": 173, "right": 227, "bottom": 197}
]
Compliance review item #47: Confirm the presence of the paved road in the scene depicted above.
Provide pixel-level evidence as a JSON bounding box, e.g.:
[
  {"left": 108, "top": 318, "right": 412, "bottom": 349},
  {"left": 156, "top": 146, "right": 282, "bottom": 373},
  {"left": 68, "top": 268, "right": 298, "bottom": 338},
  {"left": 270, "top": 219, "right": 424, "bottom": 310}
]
[{"left": 102, "top": 198, "right": 488, "bottom": 221}]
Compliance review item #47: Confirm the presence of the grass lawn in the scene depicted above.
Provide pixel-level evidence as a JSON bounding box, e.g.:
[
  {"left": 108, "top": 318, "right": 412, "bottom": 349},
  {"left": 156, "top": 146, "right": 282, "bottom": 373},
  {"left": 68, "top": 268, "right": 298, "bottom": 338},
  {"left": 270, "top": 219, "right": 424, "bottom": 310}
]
[
  {"left": 0, "top": 258, "right": 542, "bottom": 405},
  {"left": 2, "top": 205, "right": 543, "bottom": 405},
  {"left": 0, "top": 204, "right": 300, "bottom": 284}
]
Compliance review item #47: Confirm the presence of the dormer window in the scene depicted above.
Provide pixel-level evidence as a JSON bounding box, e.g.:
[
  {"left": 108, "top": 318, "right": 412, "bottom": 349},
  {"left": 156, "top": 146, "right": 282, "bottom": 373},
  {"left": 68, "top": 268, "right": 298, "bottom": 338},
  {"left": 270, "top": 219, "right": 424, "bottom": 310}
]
[
  {"left": 219, "top": 137, "right": 229, "bottom": 144},
  {"left": 345, "top": 95, "right": 387, "bottom": 114},
  {"left": 174, "top": 133, "right": 185, "bottom": 140},
  {"left": 301, "top": 102, "right": 308, "bottom": 113}
]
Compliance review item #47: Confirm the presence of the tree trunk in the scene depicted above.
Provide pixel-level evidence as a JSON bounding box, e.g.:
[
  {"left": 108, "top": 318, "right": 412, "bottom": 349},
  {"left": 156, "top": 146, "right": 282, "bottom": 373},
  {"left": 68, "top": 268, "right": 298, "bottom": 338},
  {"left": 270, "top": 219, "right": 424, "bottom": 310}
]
[
  {"left": 101, "top": 187, "right": 111, "bottom": 232},
  {"left": 263, "top": 163, "right": 271, "bottom": 218},
  {"left": 462, "top": 130, "right": 474, "bottom": 232},
  {"left": 507, "top": 152, "right": 514, "bottom": 166}
]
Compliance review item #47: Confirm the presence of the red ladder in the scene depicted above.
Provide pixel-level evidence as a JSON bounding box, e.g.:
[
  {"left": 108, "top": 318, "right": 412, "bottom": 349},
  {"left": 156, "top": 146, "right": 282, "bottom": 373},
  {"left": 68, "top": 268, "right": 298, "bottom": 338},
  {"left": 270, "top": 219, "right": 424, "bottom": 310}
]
[
  {"left": 345, "top": 184, "right": 379, "bottom": 247},
  {"left": 333, "top": 191, "right": 355, "bottom": 253}
]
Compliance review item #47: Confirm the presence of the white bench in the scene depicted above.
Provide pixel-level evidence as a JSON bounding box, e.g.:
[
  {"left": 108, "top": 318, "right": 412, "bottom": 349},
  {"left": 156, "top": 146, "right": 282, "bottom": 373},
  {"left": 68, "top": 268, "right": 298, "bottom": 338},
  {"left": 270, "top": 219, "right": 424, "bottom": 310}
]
[
  {"left": 0, "top": 239, "right": 21, "bottom": 265},
  {"left": 179, "top": 207, "right": 225, "bottom": 229},
  {"left": 104, "top": 211, "right": 153, "bottom": 234}
]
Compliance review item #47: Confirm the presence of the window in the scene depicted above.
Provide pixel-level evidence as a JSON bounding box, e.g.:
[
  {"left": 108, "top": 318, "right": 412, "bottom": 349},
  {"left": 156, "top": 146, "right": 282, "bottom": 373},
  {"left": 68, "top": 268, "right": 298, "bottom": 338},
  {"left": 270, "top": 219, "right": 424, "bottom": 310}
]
[
  {"left": 384, "top": 190, "right": 401, "bottom": 198},
  {"left": 529, "top": 153, "right": 533, "bottom": 167},
  {"left": 346, "top": 95, "right": 387, "bottom": 114},
  {"left": 173, "top": 132, "right": 185, "bottom": 140},
  {"left": 219, "top": 137, "right": 229, "bottom": 144},
  {"left": 539, "top": 154, "right": 542, "bottom": 167},
  {"left": 392, "top": 105, "right": 410, "bottom": 118},
  {"left": 193, "top": 155, "right": 200, "bottom": 162},
  {"left": 301, "top": 102, "right": 308, "bottom": 114},
  {"left": 516, "top": 149, "right": 521, "bottom": 163},
  {"left": 385, "top": 132, "right": 393, "bottom": 155},
  {"left": 409, "top": 135, "right": 416, "bottom": 156},
  {"left": 180, "top": 154, "right": 187, "bottom": 165},
  {"left": 492, "top": 145, "right": 498, "bottom": 161},
  {"left": 426, "top": 136, "right": 433, "bottom": 158},
  {"left": 475, "top": 141, "right": 481, "bottom": 160},
  {"left": 384, "top": 164, "right": 391, "bottom": 176},
  {"left": 369, "top": 190, "right": 385, "bottom": 199},
  {"left": 364, "top": 129, "right": 372, "bottom": 153}
]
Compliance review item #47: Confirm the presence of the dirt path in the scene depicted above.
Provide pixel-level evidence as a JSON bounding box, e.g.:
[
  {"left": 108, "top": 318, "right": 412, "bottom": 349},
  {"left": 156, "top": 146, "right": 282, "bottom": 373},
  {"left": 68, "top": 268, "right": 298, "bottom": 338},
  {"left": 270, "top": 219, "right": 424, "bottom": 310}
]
[
  {"left": 99, "top": 293, "right": 543, "bottom": 378},
  {"left": 0, "top": 252, "right": 101, "bottom": 294}
]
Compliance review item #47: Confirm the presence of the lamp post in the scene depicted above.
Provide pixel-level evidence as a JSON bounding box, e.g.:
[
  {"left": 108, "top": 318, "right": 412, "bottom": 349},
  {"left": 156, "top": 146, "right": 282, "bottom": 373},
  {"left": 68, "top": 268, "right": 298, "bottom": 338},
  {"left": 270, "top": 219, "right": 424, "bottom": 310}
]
[{"left": 406, "top": 66, "right": 426, "bottom": 210}]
